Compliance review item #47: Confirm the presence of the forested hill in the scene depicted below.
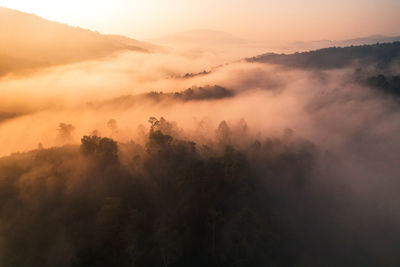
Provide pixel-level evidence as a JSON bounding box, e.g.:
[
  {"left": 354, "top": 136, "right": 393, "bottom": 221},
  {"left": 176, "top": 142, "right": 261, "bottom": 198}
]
[
  {"left": 247, "top": 42, "right": 400, "bottom": 69},
  {"left": 0, "top": 117, "right": 316, "bottom": 266}
]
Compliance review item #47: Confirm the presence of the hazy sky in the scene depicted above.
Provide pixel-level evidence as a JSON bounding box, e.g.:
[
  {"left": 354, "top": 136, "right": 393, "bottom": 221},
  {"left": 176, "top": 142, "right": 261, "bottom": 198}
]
[{"left": 1, "top": 0, "right": 399, "bottom": 42}]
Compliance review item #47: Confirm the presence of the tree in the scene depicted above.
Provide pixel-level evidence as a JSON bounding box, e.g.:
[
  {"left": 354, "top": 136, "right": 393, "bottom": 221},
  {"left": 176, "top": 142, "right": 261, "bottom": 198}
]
[
  {"left": 56, "top": 123, "right": 75, "bottom": 144},
  {"left": 107, "top": 119, "right": 118, "bottom": 136},
  {"left": 81, "top": 135, "right": 119, "bottom": 163},
  {"left": 216, "top": 121, "right": 231, "bottom": 146}
]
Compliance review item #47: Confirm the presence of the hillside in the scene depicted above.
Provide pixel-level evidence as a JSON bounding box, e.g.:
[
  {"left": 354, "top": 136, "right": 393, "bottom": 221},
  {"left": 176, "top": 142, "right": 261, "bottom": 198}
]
[
  {"left": 0, "top": 7, "right": 155, "bottom": 76},
  {"left": 0, "top": 117, "right": 319, "bottom": 266},
  {"left": 248, "top": 42, "right": 400, "bottom": 69},
  {"left": 101, "top": 85, "right": 234, "bottom": 109}
]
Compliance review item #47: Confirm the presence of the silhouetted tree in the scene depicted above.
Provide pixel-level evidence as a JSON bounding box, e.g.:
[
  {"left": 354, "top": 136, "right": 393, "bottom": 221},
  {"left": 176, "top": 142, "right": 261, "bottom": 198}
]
[{"left": 56, "top": 123, "right": 75, "bottom": 144}]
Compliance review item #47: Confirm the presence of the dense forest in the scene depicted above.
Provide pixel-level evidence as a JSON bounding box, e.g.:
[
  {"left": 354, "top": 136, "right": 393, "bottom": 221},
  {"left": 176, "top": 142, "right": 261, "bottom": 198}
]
[
  {"left": 0, "top": 118, "right": 320, "bottom": 266},
  {"left": 1, "top": 117, "right": 398, "bottom": 266}
]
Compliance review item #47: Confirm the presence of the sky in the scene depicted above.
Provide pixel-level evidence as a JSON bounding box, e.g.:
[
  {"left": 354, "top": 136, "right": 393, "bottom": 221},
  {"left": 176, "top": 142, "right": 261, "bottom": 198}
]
[{"left": 1, "top": 0, "right": 399, "bottom": 42}]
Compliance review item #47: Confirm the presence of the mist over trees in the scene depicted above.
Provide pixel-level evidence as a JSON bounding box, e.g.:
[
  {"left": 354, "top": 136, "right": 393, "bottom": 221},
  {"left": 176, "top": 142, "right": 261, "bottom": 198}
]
[
  {"left": 248, "top": 42, "right": 400, "bottom": 70},
  {"left": 0, "top": 117, "right": 306, "bottom": 266},
  {"left": 364, "top": 74, "right": 400, "bottom": 96},
  {"left": 102, "top": 85, "right": 234, "bottom": 110},
  {"left": 0, "top": 7, "right": 400, "bottom": 265},
  {"left": 1, "top": 116, "right": 399, "bottom": 266}
]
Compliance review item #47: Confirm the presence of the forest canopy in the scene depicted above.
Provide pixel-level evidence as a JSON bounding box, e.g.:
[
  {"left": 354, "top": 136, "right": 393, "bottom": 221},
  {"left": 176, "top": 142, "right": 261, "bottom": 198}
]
[{"left": 0, "top": 117, "right": 324, "bottom": 267}]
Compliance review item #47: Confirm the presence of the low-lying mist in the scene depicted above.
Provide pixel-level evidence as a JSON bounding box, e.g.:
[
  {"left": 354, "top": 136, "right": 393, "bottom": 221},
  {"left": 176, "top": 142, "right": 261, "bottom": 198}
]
[{"left": 0, "top": 45, "right": 400, "bottom": 266}]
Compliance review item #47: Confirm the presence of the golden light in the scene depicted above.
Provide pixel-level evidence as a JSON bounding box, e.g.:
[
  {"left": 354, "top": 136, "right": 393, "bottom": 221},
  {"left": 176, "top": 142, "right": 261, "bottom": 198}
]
[
  {"left": 1, "top": 0, "right": 399, "bottom": 41},
  {"left": 0, "top": 0, "right": 152, "bottom": 36}
]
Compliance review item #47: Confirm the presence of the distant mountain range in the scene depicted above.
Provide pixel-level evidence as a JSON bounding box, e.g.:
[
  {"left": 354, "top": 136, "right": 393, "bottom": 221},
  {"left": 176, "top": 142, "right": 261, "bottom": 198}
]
[
  {"left": 148, "top": 29, "right": 269, "bottom": 64},
  {"left": 0, "top": 7, "right": 157, "bottom": 76},
  {"left": 1, "top": 6, "right": 400, "bottom": 76},
  {"left": 149, "top": 29, "right": 248, "bottom": 46},
  {"left": 285, "top": 35, "right": 400, "bottom": 52}
]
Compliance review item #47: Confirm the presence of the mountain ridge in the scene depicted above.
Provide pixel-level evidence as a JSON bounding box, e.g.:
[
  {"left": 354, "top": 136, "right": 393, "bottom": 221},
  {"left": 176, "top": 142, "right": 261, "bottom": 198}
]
[
  {"left": 247, "top": 41, "right": 400, "bottom": 69},
  {"left": 0, "top": 7, "right": 156, "bottom": 76}
]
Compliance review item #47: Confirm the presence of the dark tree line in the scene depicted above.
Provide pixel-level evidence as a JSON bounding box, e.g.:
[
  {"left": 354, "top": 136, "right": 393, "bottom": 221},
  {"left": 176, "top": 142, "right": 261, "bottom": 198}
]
[
  {"left": 365, "top": 74, "right": 400, "bottom": 96},
  {"left": 248, "top": 42, "right": 400, "bottom": 70},
  {"left": 102, "top": 85, "right": 234, "bottom": 110}
]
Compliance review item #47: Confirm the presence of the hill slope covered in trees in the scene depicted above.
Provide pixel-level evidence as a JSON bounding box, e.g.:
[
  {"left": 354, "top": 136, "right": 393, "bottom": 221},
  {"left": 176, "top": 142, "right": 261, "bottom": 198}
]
[
  {"left": 1, "top": 117, "right": 399, "bottom": 266},
  {"left": 248, "top": 42, "right": 400, "bottom": 70}
]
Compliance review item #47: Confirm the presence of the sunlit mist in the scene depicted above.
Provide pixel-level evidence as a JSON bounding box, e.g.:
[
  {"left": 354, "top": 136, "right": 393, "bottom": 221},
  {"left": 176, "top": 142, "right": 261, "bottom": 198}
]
[
  {"left": 0, "top": 2, "right": 399, "bottom": 266},
  {"left": 1, "top": 0, "right": 399, "bottom": 42}
]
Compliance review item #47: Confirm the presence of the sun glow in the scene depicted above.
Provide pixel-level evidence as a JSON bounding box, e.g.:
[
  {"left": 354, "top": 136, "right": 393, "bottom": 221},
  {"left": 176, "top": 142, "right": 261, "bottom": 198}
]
[
  {"left": 2, "top": 0, "right": 97, "bottom": 21},
  {"left": 0, "top": 0, "right": 151, "bottom": 36},
  {"left": 1, "top": 0, "right": 400, "bottom": 42}
]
